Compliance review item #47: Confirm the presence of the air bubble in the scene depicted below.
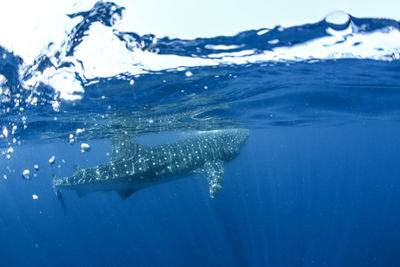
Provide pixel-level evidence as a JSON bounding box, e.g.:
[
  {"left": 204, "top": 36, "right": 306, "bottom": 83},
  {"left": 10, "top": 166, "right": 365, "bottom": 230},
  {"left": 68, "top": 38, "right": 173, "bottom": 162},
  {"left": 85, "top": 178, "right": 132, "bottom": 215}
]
[
  {"left": 81, "top": 143, "right": 90, "bottom": 152},
  {"left": 325, "top": 10, "right": 350, "bottom": 25},
  {"left": 2, "top": 127, "right": 8, "bottom": 138},
  {"left": 325, "top": 11, "right": 353, "bottom": 36},
  {"left": 49, "top": 156, "right": 55, "bottom": 164},
  {"left": 22, "top": 169, "right": 31, "bottom": 180}
]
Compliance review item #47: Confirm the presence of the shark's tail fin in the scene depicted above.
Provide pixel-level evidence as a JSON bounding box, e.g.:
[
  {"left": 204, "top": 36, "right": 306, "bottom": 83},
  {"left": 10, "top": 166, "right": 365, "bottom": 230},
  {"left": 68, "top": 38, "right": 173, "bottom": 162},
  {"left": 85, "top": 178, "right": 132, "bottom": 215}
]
[
  {"left": 51, "top": 165, "right": 68, "bottom": 213},
  {"left": 55, "top": 189, "right": 67, "bottom": 213}
]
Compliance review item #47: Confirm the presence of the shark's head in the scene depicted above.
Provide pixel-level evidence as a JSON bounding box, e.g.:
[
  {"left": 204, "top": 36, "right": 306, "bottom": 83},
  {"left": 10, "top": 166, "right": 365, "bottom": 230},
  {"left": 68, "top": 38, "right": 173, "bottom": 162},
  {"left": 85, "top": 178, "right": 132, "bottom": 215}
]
[
  {"left": 235, "top": 128, "right": 250, "bottom": 154},
  {"left": 213, "top": 128, "right": 249, "bottom": 159},
  {"left": 235, "top": 128, "right": 250, "bottom": 144},
  {"left": 224, "top": 128, "right": 250, "bottom": 148}
]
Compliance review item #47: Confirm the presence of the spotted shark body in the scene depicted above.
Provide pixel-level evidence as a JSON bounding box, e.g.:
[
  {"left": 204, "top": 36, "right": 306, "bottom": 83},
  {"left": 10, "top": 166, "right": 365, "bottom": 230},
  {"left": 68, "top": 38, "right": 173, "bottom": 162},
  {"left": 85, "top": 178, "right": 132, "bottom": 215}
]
[{"left": 53, "top": 128, "right": 249, "bottom": 208}]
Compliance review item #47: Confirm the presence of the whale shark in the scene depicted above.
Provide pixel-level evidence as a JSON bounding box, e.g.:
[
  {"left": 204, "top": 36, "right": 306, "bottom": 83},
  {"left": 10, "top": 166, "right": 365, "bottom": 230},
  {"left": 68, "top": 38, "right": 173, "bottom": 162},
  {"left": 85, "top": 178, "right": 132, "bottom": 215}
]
[{"left": 52, "top": 128, "right": 249, "bottom": 209}]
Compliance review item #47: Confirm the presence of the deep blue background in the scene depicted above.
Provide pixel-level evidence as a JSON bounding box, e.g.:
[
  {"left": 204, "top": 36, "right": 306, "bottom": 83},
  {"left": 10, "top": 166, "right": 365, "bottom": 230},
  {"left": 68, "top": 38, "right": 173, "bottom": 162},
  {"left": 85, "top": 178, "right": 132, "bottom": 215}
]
[{"left": 1, "top": 121, "right": 400, "bottom": 267}]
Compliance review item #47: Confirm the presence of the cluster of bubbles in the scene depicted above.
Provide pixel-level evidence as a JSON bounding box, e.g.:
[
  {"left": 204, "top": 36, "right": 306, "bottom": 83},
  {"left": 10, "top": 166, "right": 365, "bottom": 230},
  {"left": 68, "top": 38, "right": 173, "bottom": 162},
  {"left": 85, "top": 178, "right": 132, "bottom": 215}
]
[
  {"left": 1, "top": 124, "right": 21, "bottom": 160},
  {"left": 20, "top": 164, "right": 40, "bottom": 180},
  {"left": 1, "top": 121, "right": 92, "bottom": 182}
]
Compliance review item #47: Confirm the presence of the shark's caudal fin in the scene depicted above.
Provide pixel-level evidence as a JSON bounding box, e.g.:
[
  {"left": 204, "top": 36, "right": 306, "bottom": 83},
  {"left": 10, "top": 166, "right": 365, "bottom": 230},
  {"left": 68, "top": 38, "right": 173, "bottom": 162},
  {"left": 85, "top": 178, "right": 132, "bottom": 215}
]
[
  {"left": 55, "top": 189, "right": 67, "bottom": 213},
  {"left": 51, "top": 165, "right": 68, "bottom": 213},
  {"left": 198, "top": 160, "right": 225, "bottom": 198}
]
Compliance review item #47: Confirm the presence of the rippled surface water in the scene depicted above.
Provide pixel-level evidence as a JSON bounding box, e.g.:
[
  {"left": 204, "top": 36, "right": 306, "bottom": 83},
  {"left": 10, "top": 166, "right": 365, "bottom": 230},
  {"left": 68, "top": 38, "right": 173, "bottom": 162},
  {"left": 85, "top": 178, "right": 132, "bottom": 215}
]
[{"left": 1, "top": 2, "right": 400, "bottom": 266}]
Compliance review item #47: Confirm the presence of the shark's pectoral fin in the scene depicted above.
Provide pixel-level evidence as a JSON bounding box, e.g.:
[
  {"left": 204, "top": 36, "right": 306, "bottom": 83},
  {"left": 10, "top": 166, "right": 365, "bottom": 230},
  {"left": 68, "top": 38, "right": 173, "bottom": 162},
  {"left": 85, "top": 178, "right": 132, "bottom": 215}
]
[
  {"left": 198, "top": 160, "right": 224, "bottom": 198},
  {"left": 118, "top": 188, "right": 138, "bottom": 200}
]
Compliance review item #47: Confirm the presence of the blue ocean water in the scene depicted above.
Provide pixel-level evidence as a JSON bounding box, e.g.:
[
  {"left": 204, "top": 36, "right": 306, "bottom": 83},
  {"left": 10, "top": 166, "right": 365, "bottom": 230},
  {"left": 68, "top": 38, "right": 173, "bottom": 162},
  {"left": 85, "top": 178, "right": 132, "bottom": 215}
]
[{"left": 1, "top": 2, "right": 400, "bottom": 266}]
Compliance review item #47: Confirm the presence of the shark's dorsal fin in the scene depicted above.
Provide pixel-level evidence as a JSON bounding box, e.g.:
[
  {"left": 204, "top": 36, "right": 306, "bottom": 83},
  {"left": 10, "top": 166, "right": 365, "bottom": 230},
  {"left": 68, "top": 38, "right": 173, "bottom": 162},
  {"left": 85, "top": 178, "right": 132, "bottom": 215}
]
[
  {"left": 111, "top": 137, "right": 148, "bottom": 161},
  {"left": 198, "top": 160, "right": 225, "bottom": 198},
  {"left": 73, "top": 165, "right": 81, "bottom": 173},
  {"left": 118, "top": 188, "right": 138, "bottom": 200}
]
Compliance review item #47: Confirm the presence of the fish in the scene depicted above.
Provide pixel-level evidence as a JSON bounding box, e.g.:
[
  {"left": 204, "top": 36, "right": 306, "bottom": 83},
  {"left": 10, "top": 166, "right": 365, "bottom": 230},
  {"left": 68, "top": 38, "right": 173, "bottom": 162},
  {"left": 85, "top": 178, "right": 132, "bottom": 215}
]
[{"left": 52, "top": 128, "right": 249, "bottom": 210}]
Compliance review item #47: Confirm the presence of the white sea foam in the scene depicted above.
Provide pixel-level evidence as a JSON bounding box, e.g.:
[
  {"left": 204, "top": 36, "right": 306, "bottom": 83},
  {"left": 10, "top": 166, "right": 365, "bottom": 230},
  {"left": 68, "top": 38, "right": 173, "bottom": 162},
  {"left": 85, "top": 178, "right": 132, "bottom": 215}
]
[
  {"left": 46, "top": 23, "right": 400, "bottom": 101},
  {"left": 2, "top": 2, "right": 399, "bottom": 101},
  {"left": 63, "top": 23, "right": 400, "bottom": 80}
]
